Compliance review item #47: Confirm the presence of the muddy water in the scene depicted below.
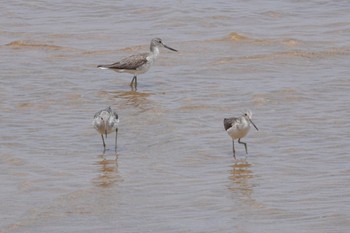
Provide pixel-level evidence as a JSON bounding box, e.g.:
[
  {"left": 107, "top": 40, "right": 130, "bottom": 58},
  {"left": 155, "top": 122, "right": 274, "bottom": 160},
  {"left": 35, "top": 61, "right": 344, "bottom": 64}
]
[{"left": 1, "top": 1, "right": 350, "bottom": 232}]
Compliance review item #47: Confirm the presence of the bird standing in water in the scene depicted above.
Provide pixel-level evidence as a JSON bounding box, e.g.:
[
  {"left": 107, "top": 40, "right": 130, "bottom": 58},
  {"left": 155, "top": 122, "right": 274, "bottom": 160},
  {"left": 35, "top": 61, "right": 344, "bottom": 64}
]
[
  {"left": 92, "top": 106, "right": 119, "bottom": 151},
  {"left": 97, "top": 38, "right": 177, "bottom": 88},
  {"left": 224, "top": 110, "right": 259, "bottom": 159}
]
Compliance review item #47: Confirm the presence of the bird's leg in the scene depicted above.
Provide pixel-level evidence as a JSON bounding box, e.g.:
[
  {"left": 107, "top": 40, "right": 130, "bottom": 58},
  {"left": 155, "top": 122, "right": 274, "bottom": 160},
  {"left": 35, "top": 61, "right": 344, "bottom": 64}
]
[
  {"left": 101, "top": 134, "right": 106, "bottom": 148},
  {"left": 232, "top": 140, "right": 236, "bottom": 159},
  {"left": 130, "top": 76, "right": 137, "bottom": 87},
  {"left": 238, "top": 138, "right": 248, "bottom": 154},
  {"left": 115, "top": 128, "right": 118, "bottom": 152},
  {"left": 129, "top": 76, "right": 134, "bottom": 86}
]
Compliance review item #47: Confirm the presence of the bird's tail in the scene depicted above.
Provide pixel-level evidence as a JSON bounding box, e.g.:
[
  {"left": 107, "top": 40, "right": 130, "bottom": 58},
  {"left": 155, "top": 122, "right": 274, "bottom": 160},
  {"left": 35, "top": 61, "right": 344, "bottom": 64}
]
[{"left": 97, "top": 64, "right": 109, "bottom": 69}]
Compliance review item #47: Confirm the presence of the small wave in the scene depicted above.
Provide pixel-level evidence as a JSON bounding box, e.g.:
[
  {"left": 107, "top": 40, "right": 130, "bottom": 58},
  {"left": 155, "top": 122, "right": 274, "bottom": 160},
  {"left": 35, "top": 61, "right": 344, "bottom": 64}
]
[
  {"left": 120, "top": 45, "right": 145, "bottom": 52},
  {"left": 82, "top": 45, "right": 145, "bottom": 57},
  {"left": 211, "top": 32, "right": 305, "bottom": 48},
  {"left": 211, "top": 32, "right": 249, "bottom": 42},
  {"left": 252, "top": 88, "right": 307, "bottom": 107},
  {"left": 224, "top": 32, "right": 249, "bottom": 41},
  {"left": 178, "top": 105, "right": 210, "bottom": 111},
  {"left": 281, "top": 47, "right": 350, "bottom": 59},
  {"left": 5, "top": 40, "right": 69, "bottom": 50},
  {"left": 262, "top": 10, "right": 285, "bottom": 18},
  {"left": 213, "top": 46, "right": 350, "bottom": 65}
]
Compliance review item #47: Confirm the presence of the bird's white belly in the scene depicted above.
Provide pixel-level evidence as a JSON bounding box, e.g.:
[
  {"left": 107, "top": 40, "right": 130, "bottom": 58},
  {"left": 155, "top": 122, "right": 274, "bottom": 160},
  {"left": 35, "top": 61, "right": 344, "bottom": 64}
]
[
  {"left": 227, "top": 126, "right": 250, "bottom": 139},
  {"left": 135, "top": 62, "right": 152, "bottom": 73}
]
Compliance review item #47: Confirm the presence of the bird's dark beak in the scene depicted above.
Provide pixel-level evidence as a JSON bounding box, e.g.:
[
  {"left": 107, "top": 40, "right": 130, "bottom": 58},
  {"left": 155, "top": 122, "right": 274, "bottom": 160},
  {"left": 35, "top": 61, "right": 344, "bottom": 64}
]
[
  {"left": 163, "top": 44, "right": 178, "bottom": 52},
  {"left": 249, "top": 119, "right": 259, "bottom": 131}
]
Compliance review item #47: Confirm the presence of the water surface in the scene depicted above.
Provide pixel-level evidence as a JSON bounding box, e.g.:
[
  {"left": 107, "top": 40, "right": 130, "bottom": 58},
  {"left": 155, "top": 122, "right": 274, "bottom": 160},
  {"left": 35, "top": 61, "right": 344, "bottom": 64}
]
[{"left": 1, "top": 1, "right": 350, "bottom": 232}]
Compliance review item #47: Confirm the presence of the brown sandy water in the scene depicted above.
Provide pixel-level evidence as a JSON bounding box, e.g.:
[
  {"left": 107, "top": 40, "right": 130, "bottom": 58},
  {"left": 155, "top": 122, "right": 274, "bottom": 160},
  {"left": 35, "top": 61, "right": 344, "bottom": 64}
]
[{"left": 1, "top": 1, "right": 350, "bottom": 232}]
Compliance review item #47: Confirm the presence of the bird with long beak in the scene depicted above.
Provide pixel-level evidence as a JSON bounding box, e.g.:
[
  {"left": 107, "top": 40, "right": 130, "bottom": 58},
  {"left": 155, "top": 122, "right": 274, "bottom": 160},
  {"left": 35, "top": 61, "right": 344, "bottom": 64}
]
[
  {"left": 223, "top": 110, "right": 259, "bottom": 159},
  {"left": 97, "top": 38, "right": 177, "bottom": 88}
]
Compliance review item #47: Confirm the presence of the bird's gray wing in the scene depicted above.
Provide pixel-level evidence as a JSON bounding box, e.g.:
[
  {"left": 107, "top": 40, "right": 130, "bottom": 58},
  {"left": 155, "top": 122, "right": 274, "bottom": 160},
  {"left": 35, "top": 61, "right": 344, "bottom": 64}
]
[{"left": 99, "top": 53, "right": 148, "bottom": 70}]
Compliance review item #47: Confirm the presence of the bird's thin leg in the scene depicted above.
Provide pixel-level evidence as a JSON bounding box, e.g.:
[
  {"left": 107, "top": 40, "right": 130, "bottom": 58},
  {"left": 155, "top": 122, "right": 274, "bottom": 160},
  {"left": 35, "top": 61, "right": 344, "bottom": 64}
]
[
  {"left": 129, "top": 76, "right": 134, "bottom": 86},
  {"left": 115, "top": 128, "right": 118, "bottom": 152},
  {"left": 101, "top": 134, "right": 106, "bottom": 148},
  {"left": 232, "top": 140, "right": 236, "bottom": 159},
  {"left": 130, "top": 76, "right": 137, "bottom": 87},
  {"left": 238, "top": 138, "right": 248, "bottom": 154}
]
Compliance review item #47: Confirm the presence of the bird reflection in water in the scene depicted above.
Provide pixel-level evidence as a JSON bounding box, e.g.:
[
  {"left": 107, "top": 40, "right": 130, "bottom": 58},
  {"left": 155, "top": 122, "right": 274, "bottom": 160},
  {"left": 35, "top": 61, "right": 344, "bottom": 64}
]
[
  {"left": 114, "top": 90, "right": 151, "bottom": 109},
  {"left": 92, "top": 151, "right": 122, "bottom": 188},
  {"left": 228, "top": 161, "right": 262, "bottom": 208},
  {"left": 98, "top": 89, "right": 152, "bottom": 110},
  {"left": 229, "top": 161, "right": 254, "bottom": 194}
]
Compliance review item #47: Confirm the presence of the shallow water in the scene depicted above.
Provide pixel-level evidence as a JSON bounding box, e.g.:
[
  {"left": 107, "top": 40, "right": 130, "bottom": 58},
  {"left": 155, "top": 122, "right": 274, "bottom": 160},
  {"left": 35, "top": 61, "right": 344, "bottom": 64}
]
[{"left": 1, "top": 1, "right": 350, "bottom": 232}]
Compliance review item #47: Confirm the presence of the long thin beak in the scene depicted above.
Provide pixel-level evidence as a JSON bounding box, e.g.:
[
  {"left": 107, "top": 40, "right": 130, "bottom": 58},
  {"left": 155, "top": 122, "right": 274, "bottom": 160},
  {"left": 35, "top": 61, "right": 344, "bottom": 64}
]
[
  {"left": 163, "top": 44, "right": 178, "bottom": 52},
  {"left": 249, "top": 119, "right": 259, "bottom": 131}
]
